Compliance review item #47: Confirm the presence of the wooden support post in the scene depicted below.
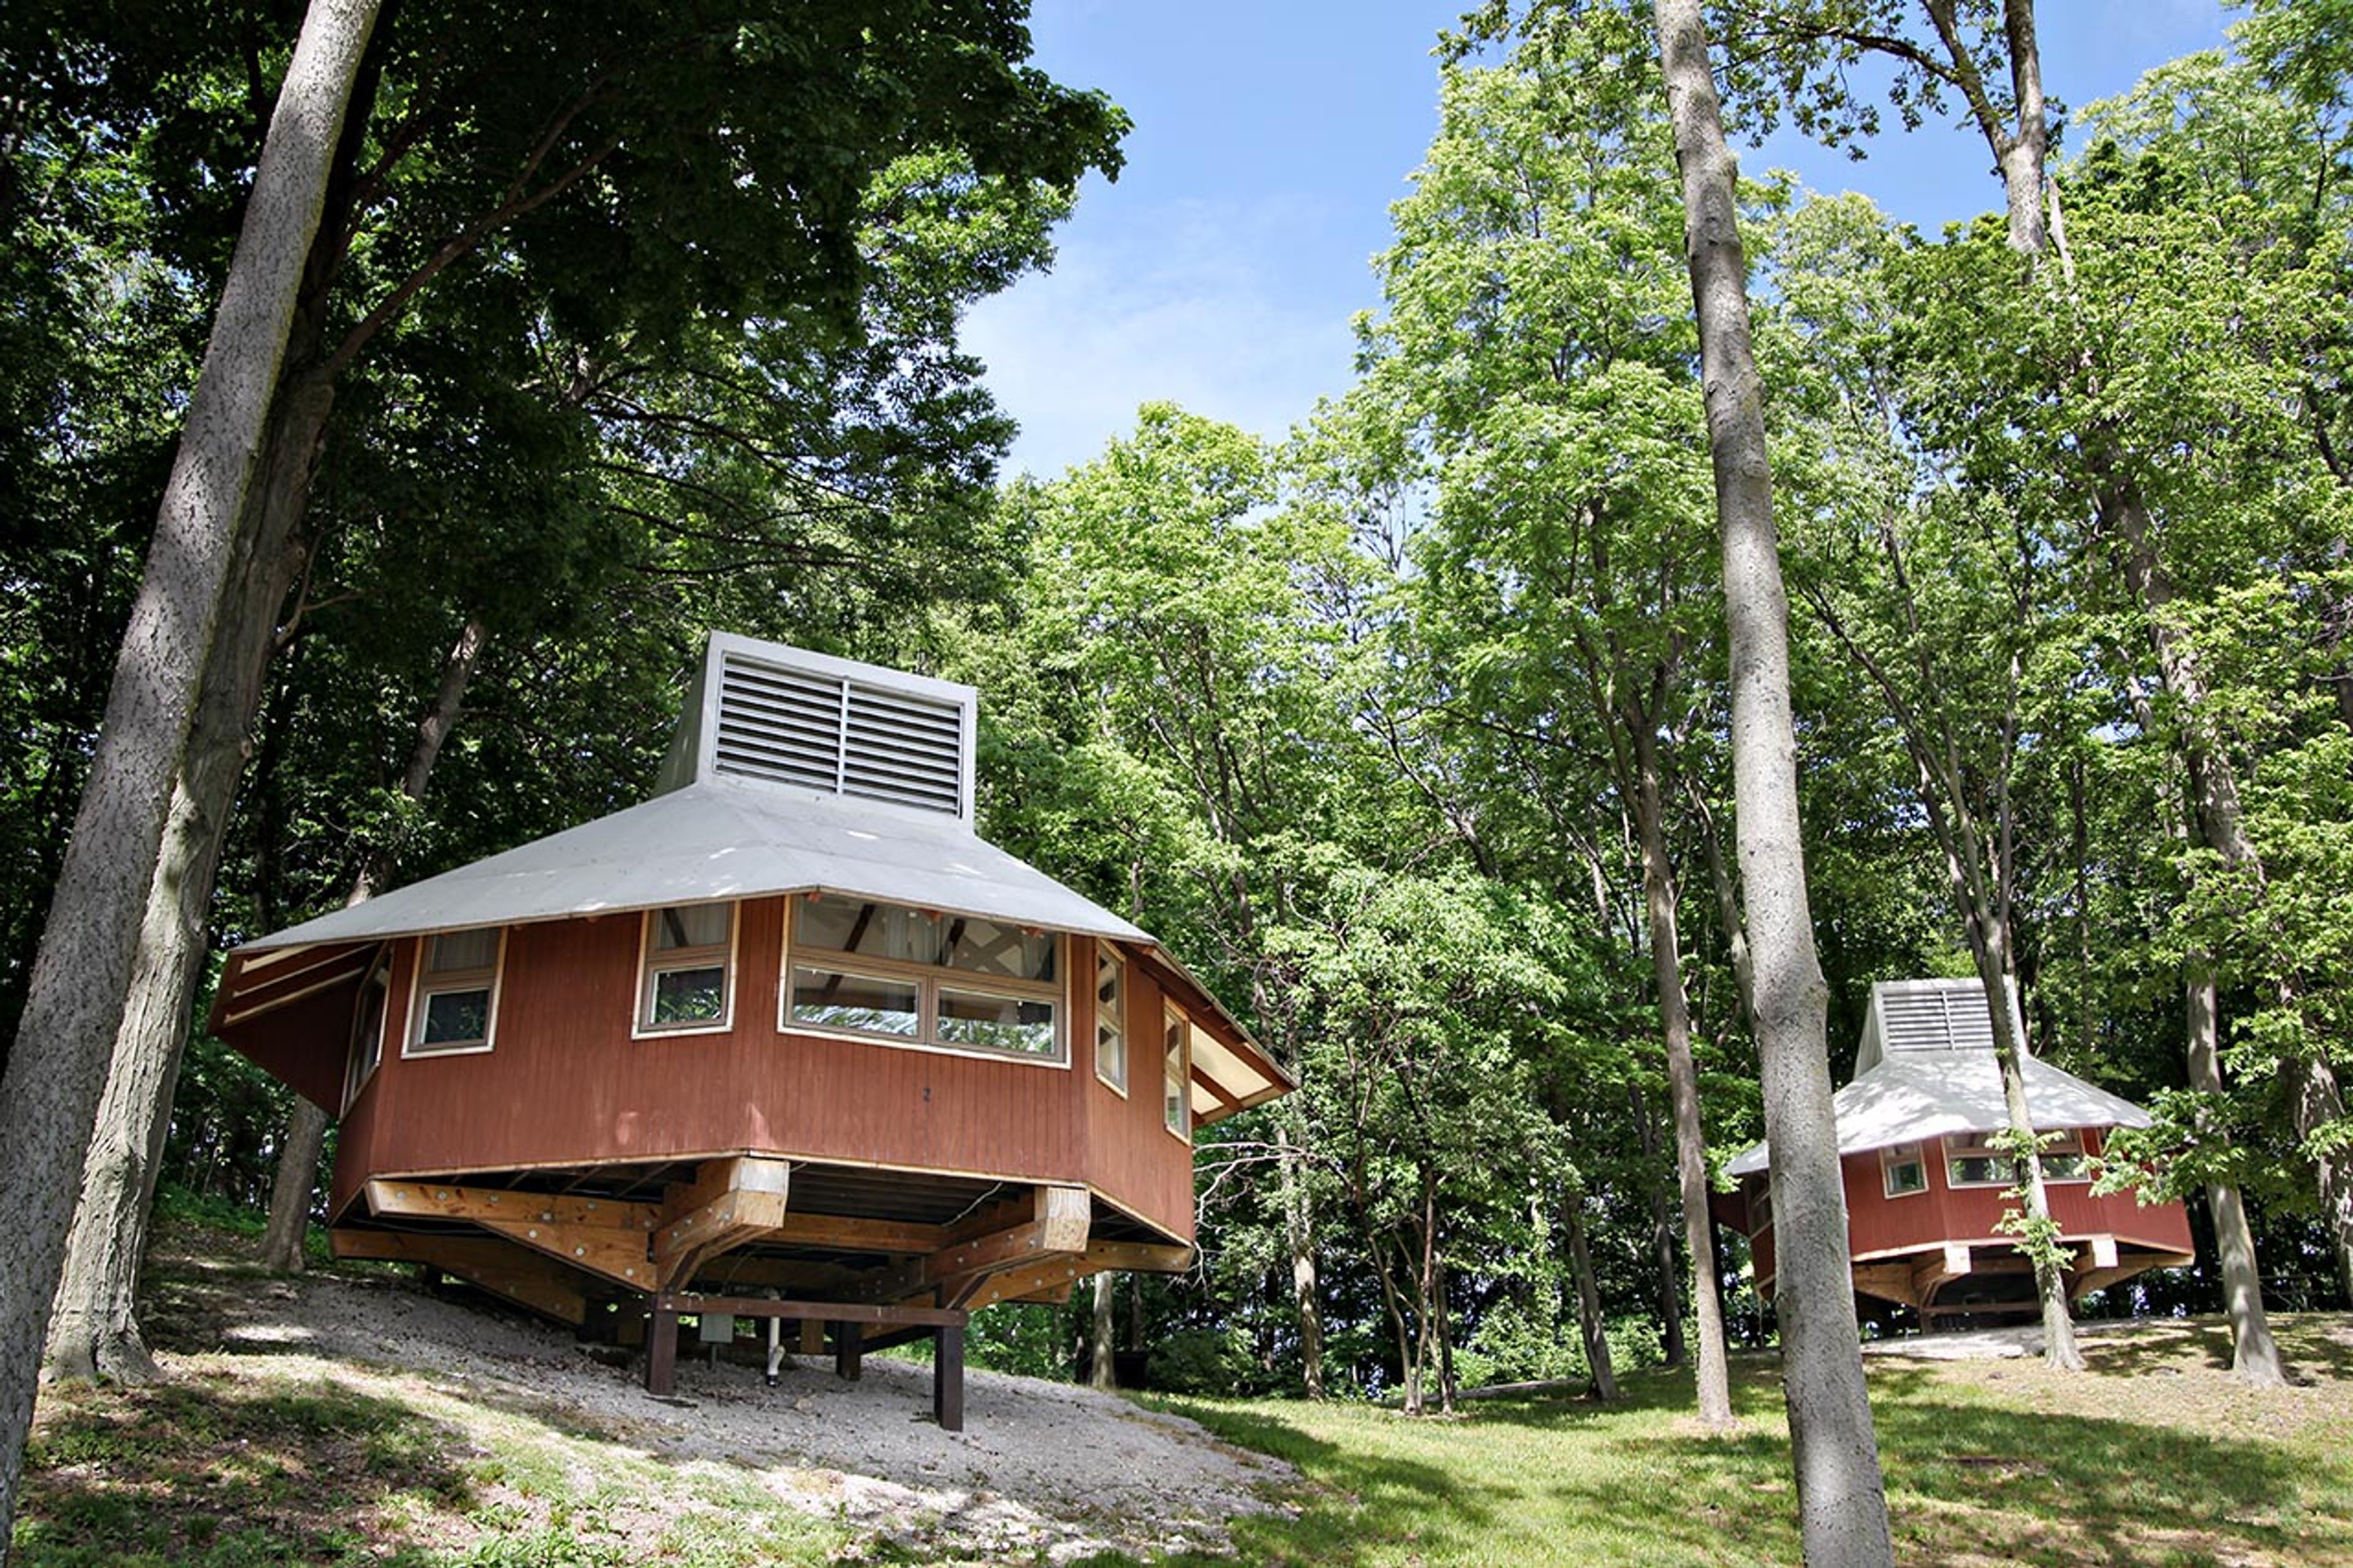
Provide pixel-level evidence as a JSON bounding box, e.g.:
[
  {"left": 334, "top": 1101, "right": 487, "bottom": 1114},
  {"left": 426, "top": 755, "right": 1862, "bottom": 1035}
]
[
  {"left": 646, "top": 1300, "right": 678, "bottom": 1396},
  {"left": 934, "top": 1322, "right": 965, "bottom": 1431},
  {"left": 798, "top": 1319, "right": 825, "bottom": 1355},
  {"left": 835, "top": 1320, "right": 863, "bottom": 1382}
]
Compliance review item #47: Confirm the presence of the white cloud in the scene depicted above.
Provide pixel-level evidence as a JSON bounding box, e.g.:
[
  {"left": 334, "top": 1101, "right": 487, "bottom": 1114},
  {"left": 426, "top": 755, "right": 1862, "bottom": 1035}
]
[{"left": 964, "top": 193, "right": 1368, "bottom": 480}]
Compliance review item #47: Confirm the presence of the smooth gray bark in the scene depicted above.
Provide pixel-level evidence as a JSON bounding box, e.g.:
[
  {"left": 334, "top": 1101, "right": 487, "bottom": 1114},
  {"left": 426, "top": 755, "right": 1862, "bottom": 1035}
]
[
  {"left": 1561, "top": 1189, "right": 1618, "bottom": 1401},
  {"left": 1089, "top": 1271, "right": 1117, "bottom": 1390},
  {"left": 0, "top": 0, "right": 379, "bottom": 1548},
  {"left": 259, "top": 1099, "right": 332, "bottom": 1273},
  {"left": 2186, "top": 962, "right": 2288, "bottom": 1387},
  {"left": 1276, "top": 1115, "right": 1326, "bottom": 1399},
  {"left": 1632, "top": 728, "right": 1733, "bottom": 1424},
  {"left": 1653, "top": 0, "right": 1893, "bottom": 1559}
]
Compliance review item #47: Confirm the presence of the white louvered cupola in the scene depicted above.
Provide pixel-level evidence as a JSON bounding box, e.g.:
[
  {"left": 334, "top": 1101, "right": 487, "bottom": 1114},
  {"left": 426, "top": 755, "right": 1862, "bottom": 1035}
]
[{"left": 657, "top": 633, "right": 977, "bottom": 821}]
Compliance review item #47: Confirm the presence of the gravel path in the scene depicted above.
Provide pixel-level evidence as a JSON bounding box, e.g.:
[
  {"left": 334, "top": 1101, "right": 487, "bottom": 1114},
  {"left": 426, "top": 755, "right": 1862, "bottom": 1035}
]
[{"left": 190, "top": 1265, "right": 1296, "bottom": 1561}]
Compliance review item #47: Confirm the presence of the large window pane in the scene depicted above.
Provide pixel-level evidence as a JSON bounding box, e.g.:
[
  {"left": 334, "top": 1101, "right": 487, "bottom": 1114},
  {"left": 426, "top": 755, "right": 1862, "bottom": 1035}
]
[
  {"left": 652, "top": 965, "right": 727, "bottom": 1025},
  {"left": 797, "top": 895, "right": 934, "bottom": 964},
  {"left": 790, "top": 966, "right": 919, "bottom": 1036},
  {"left": 419, "top": 987, "right": 490, "bottom": 1048},
  {"left": 941, "top": 915, "right": 1056, "bottom": 982},
  {"left": 1096, "top": 949, "right": 1126, "bottom": 1091},
  {"left": 430, "top": 928, "right": 498, "bottom": 973},
  {"left": 937, "top": 987, "right": 1056, "bottom": 1055},
  {"left": 653, "top": 904, "right": 730, "bottom": 952}
]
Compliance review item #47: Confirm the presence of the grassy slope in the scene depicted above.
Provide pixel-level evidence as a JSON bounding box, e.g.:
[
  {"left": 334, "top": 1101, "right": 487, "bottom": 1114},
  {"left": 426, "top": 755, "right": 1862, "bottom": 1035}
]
[
  {"left": 17, "top": 1207, "right": 2353, "bottom": 1567},
  {"left": 1113, "top": 1318, "right": 2353, "bottom": 1568}
]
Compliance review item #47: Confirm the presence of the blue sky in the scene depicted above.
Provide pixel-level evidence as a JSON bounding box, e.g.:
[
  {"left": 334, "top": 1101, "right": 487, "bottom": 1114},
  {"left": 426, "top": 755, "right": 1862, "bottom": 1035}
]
[{"left": 967, "top": 1, "right": 2238, "bottom": 480}]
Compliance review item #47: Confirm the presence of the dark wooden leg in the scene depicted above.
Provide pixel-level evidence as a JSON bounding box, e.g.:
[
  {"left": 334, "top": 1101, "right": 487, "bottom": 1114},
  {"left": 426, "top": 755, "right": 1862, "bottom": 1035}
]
[
  {"left": 933, "top": 1323, "right": 964, "bottom": 1431},
  {"left": 834, "top": 1321, "right": 862, "bottom": 1382},
  {"left": 646, "top": 1301, "right": 677, "bottom": 1396}
]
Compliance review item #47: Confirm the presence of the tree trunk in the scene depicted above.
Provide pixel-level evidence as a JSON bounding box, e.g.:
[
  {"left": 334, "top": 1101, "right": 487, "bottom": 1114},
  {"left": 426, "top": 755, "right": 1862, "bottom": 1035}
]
[
  {"left": 256, "top": 612, "right": 487, "bottom": 1273},
  {"left": 2112, "top": 480, "right": 2353, "bottom": 1292},
  {"left": 0, "top": 0, "right": 378, "bottom": 1539},
  {"left": 1089, "top": 1270, "right": 1117, "bottom": 1390},
  {"left": 1633, "top": 724, "right": 1734, "bottom": 1424},
  {"left": 1971, "top": 947, "right": 2082, "bottom": 1369},
  {"left": 1653, "top": 1, "right": 1892, "bottom": 1558},
  {"left": 1637, "top": 1097, "right": 1687, "bottom": 1370},
  {"left": 259, "top": 1099, "right": 331, "bottom": 1273},
  {"left": 1277, "top": 1116, "right": 1325, "bottom": 1399},
  {"left": 1561, "top": 1187, "right": 1618, "bottom": 1401},
  {"left": 1375, "top": 1233, "right": 1422, "bottom": 1417},
  {"left": 2186, "top": 960, "right": 2287, "bottom": 1387}
]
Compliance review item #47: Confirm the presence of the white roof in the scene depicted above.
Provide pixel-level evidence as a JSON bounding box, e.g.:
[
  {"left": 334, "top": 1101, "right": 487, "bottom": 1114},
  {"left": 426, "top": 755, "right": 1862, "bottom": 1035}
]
[
  {"left": 237, "top": 776, "right": 1149, "bottom": 954},
  {"left": 1724, "top": 1051, "right": 2153, "bottom": 1178}
]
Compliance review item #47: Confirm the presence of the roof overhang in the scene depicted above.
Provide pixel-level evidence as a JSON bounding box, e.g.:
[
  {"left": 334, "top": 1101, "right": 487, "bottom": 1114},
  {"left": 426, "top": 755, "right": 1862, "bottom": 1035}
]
[{"left": 1724, "top": 1053, "right": 2154, "bottom": 1178}]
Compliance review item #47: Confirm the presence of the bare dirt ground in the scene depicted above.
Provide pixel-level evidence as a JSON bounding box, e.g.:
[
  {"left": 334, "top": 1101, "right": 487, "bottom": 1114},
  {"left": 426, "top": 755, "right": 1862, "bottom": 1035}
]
[{"left": 142, "top": 1244, "right": 1297, "bottom": 1562}]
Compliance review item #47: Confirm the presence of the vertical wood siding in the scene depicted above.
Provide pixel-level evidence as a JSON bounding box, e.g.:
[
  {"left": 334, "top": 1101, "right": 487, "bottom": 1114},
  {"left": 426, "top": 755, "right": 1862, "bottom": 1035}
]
[{"left": 311, "top": 904, "right": 1199, "bottom": 1241}]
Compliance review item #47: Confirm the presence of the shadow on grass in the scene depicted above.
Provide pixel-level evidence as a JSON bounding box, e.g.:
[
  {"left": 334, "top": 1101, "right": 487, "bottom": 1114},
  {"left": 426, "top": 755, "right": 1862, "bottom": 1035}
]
[{"left": 18, "top": 1373, "right": 477, "bottom": 1568}]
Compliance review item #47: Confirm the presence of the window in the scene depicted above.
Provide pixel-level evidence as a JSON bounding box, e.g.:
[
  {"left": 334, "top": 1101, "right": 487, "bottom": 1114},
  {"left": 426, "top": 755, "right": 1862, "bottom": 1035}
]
[
  {"left": 1945, "top": 1135, "right": 2010, "bottom": 1189},
  {"left": 2041, "top": 1130, "right": 2091, "bottom": 1182},
  {"left": 783, "top": 893, "right": 1063, "bottom": 1063},
  {"left": 345, "top": 951, "right": 390, "bottom": 1106},
  {"left": 1882, "top": 1141, "right": 1928, "bottom": 1198},
  {"left": 1095, "top": 947, "right": 1127, "bottom": 1094},
  {"left": 1748, "top": 1178, "right": 1771, "bottom": 1233},
  {"left": 1163, "top": 1004, "right": 1189, "bottom": 1140},
  {"left": 407, "top": 928, "right": 502, "bottom": 1056},
  {"left": 637, "top": 903, "right": 736, "bottom": 1035}
]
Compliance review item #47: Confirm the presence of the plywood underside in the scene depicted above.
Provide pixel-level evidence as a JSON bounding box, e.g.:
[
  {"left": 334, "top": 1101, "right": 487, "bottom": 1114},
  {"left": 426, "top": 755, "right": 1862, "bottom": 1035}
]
[
  {"left": 1848, "top": 1237, "right": 2197, "bottom": 1314},
  {"left": 332, "top": 1153, "right": 1189, "bottom": 1327}
]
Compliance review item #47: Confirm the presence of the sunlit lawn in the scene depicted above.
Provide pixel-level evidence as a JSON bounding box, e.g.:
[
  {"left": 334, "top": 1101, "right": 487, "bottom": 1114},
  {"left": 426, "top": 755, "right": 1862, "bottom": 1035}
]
[{"left": 1109, "top": 1315, "right": 2353, "bottom": 1568}]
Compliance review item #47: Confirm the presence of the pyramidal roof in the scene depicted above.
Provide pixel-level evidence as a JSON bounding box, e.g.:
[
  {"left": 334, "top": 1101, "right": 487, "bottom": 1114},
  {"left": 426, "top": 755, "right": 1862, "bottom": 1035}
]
[
  {"left": 1724, "top": 979, "right": 2153, "bottom": 1177},
  {"left": 236, "top": 633, "right": 1147, "bottom": 955}
]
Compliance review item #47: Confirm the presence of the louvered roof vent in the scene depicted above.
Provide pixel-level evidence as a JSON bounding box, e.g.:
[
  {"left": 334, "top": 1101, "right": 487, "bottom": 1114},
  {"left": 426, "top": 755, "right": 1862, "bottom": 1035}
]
[
  {"left": 657, "top": 633, "right": 976, "bottom": 820},
  {"left": 1854, "top": 978, "right": 2008, "bottom": 1075}
]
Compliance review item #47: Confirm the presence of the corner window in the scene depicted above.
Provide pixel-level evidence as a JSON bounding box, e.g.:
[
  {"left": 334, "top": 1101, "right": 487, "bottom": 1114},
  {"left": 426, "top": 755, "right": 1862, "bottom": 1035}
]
[
  {"left": 2041, "top": 1130, "right": 2091, "bottom": 1182},
  {"left": 1944, "top": 1135, "right": 2010, "bottom": 1189},
  {"left": 784, "top": 893, "right": 1063, "bottom": 1063},
  {"left": 345, "top": 951, "right": 390, "bottom": 1106},
  {"left": 638, "top": 903, "right": 735, "bottom": 1035},
  {"left": 407, "top": 928, "right": 502, "bottom": 1056},
  {"left": 1882, "top": 1141, "right": 1928, "bottom": 1198},
  {"left": 1749, "top": 1178, "right": 1771, "bottom": 1233},
  {"left": 1095, "top": 947, "right": 1127, "bottom": 1094},
  {"left": 1163, "top": 1004, "right": 1189, "bottom": 1140}
]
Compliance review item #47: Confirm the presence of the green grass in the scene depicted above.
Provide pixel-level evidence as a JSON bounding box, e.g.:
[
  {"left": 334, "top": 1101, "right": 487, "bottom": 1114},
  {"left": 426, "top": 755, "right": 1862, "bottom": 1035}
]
[
  {"left": 1091, "top": 1316, "right": 2353, "bottom": 1568},
  {"left": 18, "top": 1206, "right": 2353, "bottom": 1566}
]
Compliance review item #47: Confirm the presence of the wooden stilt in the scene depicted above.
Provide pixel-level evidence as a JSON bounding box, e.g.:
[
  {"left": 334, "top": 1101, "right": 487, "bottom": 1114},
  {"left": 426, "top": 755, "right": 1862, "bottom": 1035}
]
[
  {"left": 934, "top": 1322, "right": 965, "bottom": 1431},
  {"left": 835, "top": 1320, "right": 863, "bottom": 1382},
  {"left": 646, "top": 1300, "right": 678, "bottom": 1395},
  {"left": 798, "top": 1319, "right": 825, "bottom": 1355}
]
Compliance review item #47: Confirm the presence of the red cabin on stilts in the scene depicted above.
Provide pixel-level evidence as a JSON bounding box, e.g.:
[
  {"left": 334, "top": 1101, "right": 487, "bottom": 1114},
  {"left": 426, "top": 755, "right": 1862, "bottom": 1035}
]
[
  {"left": 1719, "top": 979, "right": 2193, "bottom": 1327},
  {"left": 210, "top": 633, "right": 1294, "bottom": 1424}
]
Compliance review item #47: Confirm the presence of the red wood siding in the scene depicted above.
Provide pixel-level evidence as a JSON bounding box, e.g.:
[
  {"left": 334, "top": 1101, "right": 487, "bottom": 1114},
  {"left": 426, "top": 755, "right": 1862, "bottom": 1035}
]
[
  {"left": 1841, "top": 1130, "right": 2192, "bottom": 1259},
  {"left": 1078, "top": 941, "right": 1196, "bottom": 1243},
  {"left": 313, "top": 903, "right": 1198, "bottom": 1240},
  {"left": 1749, "top": 1131, "right": 2194, "bottom": 1289}
]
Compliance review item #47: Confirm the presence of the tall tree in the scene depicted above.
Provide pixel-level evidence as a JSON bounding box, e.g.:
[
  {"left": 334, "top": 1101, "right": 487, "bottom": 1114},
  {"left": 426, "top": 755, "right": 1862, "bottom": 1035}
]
[
  {"left": 0, "top": 0, "right": 381, "bottom": 1543},
  {"left": 1652, "top": 0, "right": 1895, "bottom": 1559}
]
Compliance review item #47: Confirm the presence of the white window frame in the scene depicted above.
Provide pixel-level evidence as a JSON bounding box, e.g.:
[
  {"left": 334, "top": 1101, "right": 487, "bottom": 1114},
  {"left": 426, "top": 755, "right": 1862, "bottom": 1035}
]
[
  {"left": 1881, "top": 1140, "right": 1928, "bottom": 1199},
  {"left": 1163, "top": 1003, "right": 1190, "bottom": 1142},
  {"left": 778, "top": 896, "right": 1067, "bottom": 1067},
  {"left": 632, "top": 901, "right": 739, "bottom": 1039},
  {"left": 344, "top": 949, "right": 392, "bottom": 1108},
  {"left": 1095, "top": 945, "right": 1129, "bottom": 1097},
  {"left": 403, "top": 928, "right": 506, "bottom": 1058}
]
